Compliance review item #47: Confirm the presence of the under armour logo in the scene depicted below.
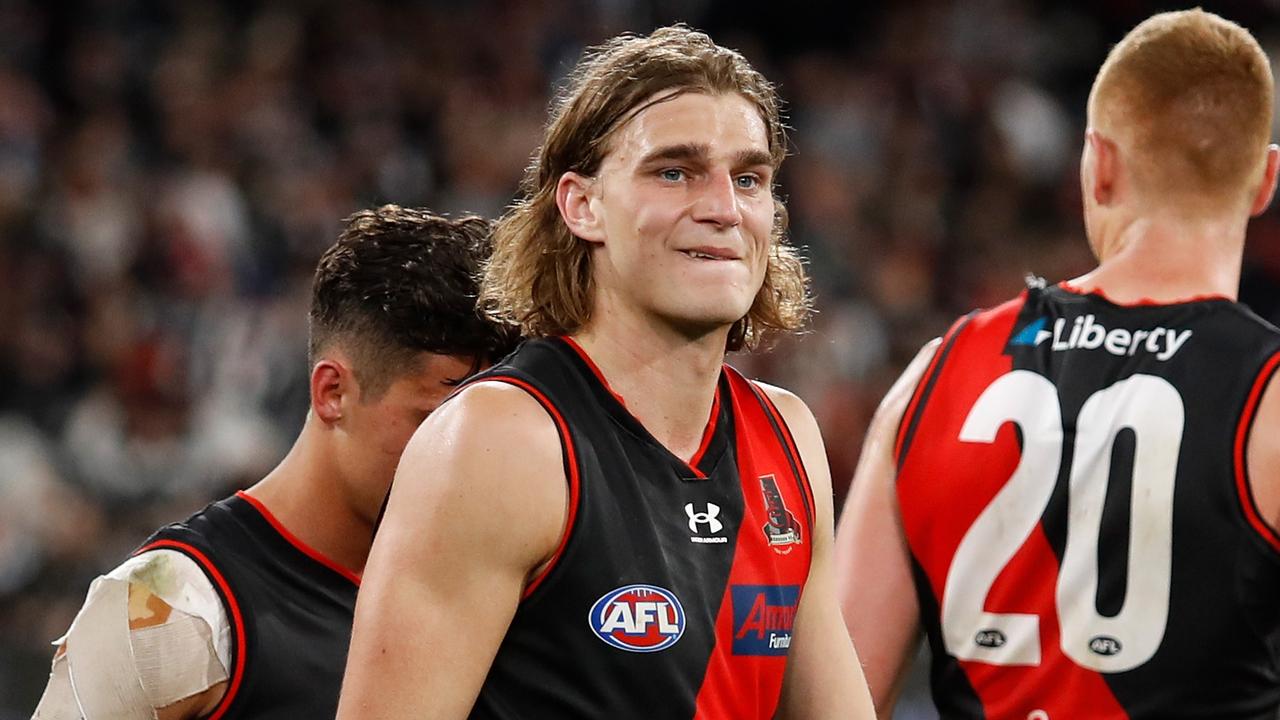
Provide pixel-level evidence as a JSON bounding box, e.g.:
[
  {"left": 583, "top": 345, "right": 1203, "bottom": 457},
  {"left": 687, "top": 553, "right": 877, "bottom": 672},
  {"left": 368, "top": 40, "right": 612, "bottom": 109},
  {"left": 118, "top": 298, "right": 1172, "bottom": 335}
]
[{"left": 685, "top": 503, "right": 723, "bottom": 534}]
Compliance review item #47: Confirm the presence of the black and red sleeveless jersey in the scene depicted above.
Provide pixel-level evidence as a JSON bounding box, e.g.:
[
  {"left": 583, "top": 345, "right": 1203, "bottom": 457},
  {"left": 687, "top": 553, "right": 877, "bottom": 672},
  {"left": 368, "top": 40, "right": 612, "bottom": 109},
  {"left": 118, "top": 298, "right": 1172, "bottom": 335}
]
[
  {"left": 896, "top": 281, "right": 1280, "bottom": 719},
  {"left": 462, "top": 336, "right": 815, "bottom": 719},
  {"left": 136, "top": 491, "right": 360, "bottom": 720}
]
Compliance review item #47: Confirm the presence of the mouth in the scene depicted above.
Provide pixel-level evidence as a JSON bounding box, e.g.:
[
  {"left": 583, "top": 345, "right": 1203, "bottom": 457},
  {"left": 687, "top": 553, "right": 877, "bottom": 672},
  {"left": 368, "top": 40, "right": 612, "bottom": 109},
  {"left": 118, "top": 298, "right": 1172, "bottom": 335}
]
[{"left": 679, "top": 247, "right": 740, "bottom": 261}]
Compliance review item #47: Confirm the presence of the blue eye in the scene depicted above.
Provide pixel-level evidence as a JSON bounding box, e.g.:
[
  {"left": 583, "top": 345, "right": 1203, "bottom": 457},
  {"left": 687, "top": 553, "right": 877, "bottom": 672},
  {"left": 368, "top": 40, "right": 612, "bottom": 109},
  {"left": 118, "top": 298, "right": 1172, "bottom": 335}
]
[
  {"left": 660, "top": 168, "right": 685, "bottom": 182},
  {"left": 736, "top": 175, "right": 760, "bottom": 189}
]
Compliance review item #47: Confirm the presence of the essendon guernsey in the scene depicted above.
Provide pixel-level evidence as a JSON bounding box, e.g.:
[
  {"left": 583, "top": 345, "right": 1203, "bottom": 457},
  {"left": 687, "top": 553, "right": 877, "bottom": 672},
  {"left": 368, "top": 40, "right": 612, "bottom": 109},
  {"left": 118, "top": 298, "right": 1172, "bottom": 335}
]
[
  {"left": 461, "top": 337, "right": 816, "bottom": 719},
  {"left": 896, "top": 281, "right": 1280, "bottom": 719},
  {"left": 136, "top": 492, "right": 360, "bottom": 720}
]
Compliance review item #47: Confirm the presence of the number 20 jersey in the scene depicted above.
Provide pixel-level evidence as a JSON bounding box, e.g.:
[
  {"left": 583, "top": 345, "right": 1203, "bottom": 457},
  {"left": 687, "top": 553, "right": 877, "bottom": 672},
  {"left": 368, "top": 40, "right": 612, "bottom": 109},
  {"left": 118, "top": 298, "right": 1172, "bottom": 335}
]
[{"left": 895, "top": 282, "right": 1280, "bottom": 719}]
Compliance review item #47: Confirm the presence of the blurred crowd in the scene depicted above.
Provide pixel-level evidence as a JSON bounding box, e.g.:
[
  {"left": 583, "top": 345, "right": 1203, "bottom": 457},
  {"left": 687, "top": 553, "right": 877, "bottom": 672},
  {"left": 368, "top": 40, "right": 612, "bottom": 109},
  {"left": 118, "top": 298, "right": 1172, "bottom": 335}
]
[{"left": 4, "top": 0, "right": 1280, "bottom": 715}]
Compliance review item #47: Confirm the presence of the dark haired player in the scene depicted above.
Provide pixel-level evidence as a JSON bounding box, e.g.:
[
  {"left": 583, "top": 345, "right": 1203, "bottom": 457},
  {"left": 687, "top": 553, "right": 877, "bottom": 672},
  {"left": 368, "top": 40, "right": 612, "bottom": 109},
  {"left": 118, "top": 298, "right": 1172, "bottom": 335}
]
[{"left": 34, "top": 205, "right": 518, "bottom": 719}]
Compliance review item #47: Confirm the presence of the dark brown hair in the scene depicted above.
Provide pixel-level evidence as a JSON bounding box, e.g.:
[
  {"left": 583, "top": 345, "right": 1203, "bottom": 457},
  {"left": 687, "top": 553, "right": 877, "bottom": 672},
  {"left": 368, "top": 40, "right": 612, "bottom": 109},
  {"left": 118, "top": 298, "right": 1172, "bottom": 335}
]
[{"left": 310, "top": 205, "right": 519, "bottom": 399}]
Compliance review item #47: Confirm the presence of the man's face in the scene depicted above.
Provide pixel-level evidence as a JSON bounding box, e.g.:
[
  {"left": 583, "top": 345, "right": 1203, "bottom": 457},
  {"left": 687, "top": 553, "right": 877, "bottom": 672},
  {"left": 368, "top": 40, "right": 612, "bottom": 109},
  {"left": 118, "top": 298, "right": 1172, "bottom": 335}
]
[
  {"left": 585, "top": 91, "right": 776, "bottom": 337},
  {"left": 342, "top": 352, "right": 478, "bottom": 523}
]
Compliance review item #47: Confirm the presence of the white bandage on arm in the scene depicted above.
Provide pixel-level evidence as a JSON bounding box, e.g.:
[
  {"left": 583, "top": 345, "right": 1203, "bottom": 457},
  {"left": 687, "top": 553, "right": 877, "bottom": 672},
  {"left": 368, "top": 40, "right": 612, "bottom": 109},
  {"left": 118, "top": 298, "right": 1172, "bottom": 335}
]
[
  {"left": 32, "top": 549, "right": 233, "bottom": 719},
  {"left": 31, "top": 649, "right": 78, "bottom": 719}
]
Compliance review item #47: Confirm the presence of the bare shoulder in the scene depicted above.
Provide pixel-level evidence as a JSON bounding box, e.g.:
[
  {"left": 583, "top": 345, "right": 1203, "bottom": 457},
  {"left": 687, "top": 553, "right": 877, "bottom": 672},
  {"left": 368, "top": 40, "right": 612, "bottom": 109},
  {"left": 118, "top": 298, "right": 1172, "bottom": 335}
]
[
  {"left": 753, "top": 381, "right": 816, "bottom": 430},
  {"left": 750, "top": 382, "right": 832, "bottom": 500},
  {"left": 1247, "top": 361, "right": 1280, "bottom": 529},
  {"left": 875, "top": 338, "right": 941, "bottom": 428},
  {"left": 398, "top": 375, "right": 567, "bottom": 497},
  {"left": 386, "top": 377, "right": 568, "bottom": 574},
  {"left": 399, "top": 378, "right": 565, "bottom": 484},
  {"left": 422, "top": 379, "right": 562, "bottom": 448},
  {"left": 1248, "top": 359, "right": 1280, "bottom": 437}
]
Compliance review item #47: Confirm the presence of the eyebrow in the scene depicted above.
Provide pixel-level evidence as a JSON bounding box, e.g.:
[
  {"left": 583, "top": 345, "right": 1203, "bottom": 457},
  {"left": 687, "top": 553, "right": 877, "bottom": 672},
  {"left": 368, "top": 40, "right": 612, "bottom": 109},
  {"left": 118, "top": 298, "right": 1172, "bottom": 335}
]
[
  {"left": 733, "top": 149, "right": 774, "bottom": 170},
  {"left": 638, "top": 143, "right": 774, "bottom": 170},
  {"left": 639, "top": 143, "right": 709, "bottom": 166}
]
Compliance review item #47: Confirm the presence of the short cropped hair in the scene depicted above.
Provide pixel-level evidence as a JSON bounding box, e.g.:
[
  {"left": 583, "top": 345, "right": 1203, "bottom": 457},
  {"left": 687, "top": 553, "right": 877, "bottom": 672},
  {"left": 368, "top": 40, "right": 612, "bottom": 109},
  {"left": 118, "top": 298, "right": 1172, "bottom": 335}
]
[
  {"left": 309, "top": 205, "right": 519, "bottom": 400},
  {"left": 482, "top": 25, "right": 810, "bottom": 352},
  {"left": 1089, "top": 9, "right": 1274, "bottom": 207}
]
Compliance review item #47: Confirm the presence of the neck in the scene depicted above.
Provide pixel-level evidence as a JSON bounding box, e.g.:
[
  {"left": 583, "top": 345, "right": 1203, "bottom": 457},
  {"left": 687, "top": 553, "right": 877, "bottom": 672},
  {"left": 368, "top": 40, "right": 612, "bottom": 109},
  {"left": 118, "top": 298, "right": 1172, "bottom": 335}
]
[
  {"left": 1074, "top": 212, "right": 1246, "bottom": 303},
  {"left": 243, "top": 416, "right": 373, "bottom": 577},
  {"left": 574, "top": 307, "right": 727, "bottom": 463}
]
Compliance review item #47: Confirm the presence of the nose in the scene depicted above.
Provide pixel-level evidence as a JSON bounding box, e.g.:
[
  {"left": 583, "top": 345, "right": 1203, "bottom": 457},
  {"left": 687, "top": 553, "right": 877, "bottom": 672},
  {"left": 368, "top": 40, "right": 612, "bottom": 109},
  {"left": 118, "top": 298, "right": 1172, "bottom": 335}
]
[{"left": 692, "top": 170, "right": 743, "bottom": 228}]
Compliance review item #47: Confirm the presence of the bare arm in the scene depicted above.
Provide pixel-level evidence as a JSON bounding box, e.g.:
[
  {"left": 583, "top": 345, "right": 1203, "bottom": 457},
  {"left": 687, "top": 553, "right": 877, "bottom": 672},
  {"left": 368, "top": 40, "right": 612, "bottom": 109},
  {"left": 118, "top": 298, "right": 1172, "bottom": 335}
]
[
  {"left": 1248, "top": 362, "right": 1280, "bottom": 534},
  {"left": 834, "top": 340, "right": 939, "bottom": 718},
  {"left": 337, "top": 382, "right": 567, "bottom": 719},
  {"left": 763, "top": 385, "right": 875, "bottom": 720}
]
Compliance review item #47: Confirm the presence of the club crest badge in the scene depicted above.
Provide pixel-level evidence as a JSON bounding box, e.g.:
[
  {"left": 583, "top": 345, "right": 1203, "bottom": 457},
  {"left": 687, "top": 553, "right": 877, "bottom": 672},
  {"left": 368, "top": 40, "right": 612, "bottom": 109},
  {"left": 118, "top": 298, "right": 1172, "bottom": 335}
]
[{"left": 758, "top": 474, "right": 802, "bottom": 554}]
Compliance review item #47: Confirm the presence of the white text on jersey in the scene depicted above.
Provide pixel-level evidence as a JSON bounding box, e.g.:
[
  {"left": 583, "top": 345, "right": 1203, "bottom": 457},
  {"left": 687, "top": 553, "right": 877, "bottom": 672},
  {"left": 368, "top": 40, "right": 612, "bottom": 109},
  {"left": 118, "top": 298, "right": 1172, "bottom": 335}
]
[{"left": 1046, "top": 315, "right": 1191, "bottom": 361}]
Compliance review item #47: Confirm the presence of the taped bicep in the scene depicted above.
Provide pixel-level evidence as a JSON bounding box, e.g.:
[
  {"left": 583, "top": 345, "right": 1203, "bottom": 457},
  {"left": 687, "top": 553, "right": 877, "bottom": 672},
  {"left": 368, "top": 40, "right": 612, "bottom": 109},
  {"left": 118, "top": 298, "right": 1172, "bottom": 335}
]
[{"left": 34, "top": 549, "right": 231, "bottom": 719}]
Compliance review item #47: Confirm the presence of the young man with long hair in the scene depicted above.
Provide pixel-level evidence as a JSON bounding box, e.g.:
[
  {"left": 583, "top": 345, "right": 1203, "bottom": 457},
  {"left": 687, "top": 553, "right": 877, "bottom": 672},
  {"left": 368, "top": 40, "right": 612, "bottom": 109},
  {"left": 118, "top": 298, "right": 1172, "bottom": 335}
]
[{"left": 340, "top": 26, "right": 874, "bottom": 720}]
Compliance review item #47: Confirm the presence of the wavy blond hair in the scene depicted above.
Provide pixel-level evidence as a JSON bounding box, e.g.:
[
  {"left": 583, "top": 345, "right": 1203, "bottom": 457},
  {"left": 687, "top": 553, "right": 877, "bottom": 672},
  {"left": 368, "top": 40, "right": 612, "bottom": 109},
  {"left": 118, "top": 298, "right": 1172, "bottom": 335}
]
[{"left": 481, "top": 25, "right": 809, "bottom": 352}]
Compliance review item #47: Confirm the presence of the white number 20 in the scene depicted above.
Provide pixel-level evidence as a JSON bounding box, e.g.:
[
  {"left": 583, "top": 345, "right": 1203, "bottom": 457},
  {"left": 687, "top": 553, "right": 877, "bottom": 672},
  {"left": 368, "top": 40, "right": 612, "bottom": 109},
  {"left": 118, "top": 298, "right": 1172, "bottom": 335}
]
[{"left": 940, "top": 371, "right": 1183, "bottom": 673}]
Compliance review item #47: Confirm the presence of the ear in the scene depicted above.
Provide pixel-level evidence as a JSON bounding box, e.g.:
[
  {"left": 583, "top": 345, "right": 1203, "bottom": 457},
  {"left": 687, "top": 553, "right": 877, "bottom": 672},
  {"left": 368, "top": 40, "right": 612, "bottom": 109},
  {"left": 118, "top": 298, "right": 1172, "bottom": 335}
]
[
  {"left": 556, "top": 171, "right": 606, "bottom": 244},
  {"left": 1249, "top": 144, "right": 1280, "bottom": 217},
  {"left": 310, "top": 360, "right": 348, "bottom": 424},
  {"left": 1086, "top": 129, "right": 1119, "bottom": 207}
]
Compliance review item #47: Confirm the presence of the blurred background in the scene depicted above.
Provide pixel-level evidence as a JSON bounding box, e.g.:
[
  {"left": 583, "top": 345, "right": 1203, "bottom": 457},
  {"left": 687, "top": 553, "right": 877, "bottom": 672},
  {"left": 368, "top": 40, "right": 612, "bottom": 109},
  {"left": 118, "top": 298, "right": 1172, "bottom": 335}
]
[{"left": 4, "top": 0, "right": 1280, "bottom": 716}]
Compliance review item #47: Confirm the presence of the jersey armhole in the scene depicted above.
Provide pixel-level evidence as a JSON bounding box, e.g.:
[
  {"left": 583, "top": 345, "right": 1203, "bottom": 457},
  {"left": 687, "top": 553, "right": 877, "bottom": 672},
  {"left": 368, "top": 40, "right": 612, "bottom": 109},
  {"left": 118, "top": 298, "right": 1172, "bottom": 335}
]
[
  {"left": 134, "top": 539, "right": 246, "bottom": 720},
  {"left": 469, "top": 375, "right": 583, "bottom": 601},
  {"left": 894, "top": 313, "right": 974, "bottom": 472},
  {"left": 735, "top": 372, "right": 817, "bottom": 536},
  {"left": 1233, "top": 349, "right": 1280, "bottom": 556}
]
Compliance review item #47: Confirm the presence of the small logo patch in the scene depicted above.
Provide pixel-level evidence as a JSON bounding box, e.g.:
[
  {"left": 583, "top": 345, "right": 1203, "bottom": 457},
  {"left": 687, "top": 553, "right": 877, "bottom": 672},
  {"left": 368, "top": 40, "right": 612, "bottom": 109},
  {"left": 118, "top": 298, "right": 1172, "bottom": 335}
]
[
  {"left": 731, "top": 584, "right": 799, "bottom": 656},
  {"left": 588, "top": 584, "right": 685, "bottom": 653},
  {"left": 974, "top": 629, "right": 1006, "bottom": 648},
  {"left": 685, "top": 502, "right": 724, "bottom": 534},
  {"left": 758, "top": 475, "right": 802, "bottom": 553},
  {"left": 1010, "top": 316, "right": 1051, "bottom": 347},
  {"left": 685, "top": 502, "right": 727, "bottom": 544},
  {"left": 1089, "top": 635, "right": 1122, "bottom": 656}
]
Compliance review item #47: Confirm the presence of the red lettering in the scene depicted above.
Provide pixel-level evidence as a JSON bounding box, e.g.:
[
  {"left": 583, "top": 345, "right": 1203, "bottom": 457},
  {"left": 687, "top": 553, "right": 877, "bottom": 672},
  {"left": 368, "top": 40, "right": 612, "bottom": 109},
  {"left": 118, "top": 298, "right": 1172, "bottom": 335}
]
[
  {"left": 763, "top": 604, "right": 796, "bottom": 631},
  {"left": 736, "top": 594, "right": 769, "bottom": 639},
  {"left": 736, "top": 594, "right": 798, "bottom": 638}
]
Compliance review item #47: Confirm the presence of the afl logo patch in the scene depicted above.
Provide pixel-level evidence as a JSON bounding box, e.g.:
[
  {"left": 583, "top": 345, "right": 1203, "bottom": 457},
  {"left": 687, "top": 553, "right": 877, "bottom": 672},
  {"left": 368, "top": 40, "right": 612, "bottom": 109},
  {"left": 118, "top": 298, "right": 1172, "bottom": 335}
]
[
  {"left": 1089, "top": 635, "right": 1122, "bottom": 656},
  {"left": 588, "top": 584, "right": 685, "bottom": 653}
]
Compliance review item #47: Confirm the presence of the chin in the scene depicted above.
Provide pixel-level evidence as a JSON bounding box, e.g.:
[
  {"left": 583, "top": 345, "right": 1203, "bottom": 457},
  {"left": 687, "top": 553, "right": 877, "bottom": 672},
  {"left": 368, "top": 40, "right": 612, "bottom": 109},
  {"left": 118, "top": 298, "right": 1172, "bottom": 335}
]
[{"left": 663, "top": 300, "right": 754, "bottom": 335}]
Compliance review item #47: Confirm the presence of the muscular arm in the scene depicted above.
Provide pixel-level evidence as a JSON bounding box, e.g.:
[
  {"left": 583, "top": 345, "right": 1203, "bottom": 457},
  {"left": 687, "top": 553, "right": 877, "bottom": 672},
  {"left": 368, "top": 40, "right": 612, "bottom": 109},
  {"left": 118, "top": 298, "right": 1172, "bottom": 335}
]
[
  {"left": 336, "top": 382, "right": 567, "bottom": 719},
  {"left": 834, "top": 340, "right": 939, "bottom": 718},
  {"left": 762, "top": 385, "right": 875, "bottom": 720}
]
